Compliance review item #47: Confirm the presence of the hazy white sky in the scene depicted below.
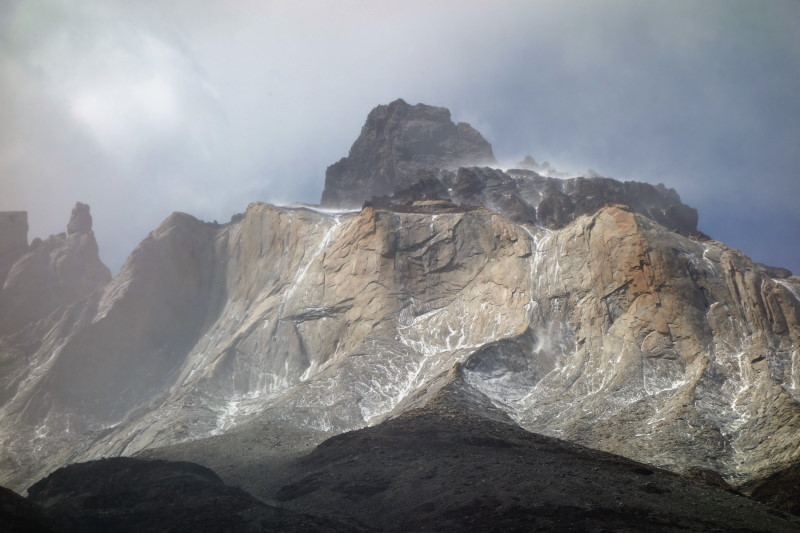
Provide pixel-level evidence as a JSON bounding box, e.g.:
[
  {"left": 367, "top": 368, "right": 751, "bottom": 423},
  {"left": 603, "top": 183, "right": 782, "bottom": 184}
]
[{"left": 2, "top": 0, "right": 798, "bottom": 273}]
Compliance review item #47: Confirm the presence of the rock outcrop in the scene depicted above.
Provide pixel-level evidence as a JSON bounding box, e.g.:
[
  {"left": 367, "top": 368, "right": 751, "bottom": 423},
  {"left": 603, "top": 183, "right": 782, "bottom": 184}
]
[
  {"left": 757, "top": 263, "right": 793, "bottom": 279},
  {"left": 745, "top": 463, "right": 800, "bottom": 517},
  {"left": 370, "top": 166, "right": 698, "bottom": 234},
  {"left": 322, "top": 100, "right": 697, "bottom": 233},
  {"left": 66, "top": 202, "right": 92, "bottom": 236},
  {"left": 0, "top": 203, "right": 111, "bottom": 335},
  {"left": 321, "top": 99, "right": 496, "bottom": 207}
]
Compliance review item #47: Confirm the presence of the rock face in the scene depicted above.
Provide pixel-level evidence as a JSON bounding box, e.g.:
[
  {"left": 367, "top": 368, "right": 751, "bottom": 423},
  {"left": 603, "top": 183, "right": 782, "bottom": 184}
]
[
  {"left": 370, "top": 166, "right": 698, "bottom": 234},
  {"left": 757, "top": 262, "right": 793, "bottom": 279},
  {"left": 66, "top": 202, "right": 92, "bottom": 235},
  {"left": 321, "top": 99, "right": 496, "bottom": 206},
  {"left": 0, "top": 102, "right": 798, "bottom": 525},
  {"left": 0, "top": 203, "right": 111, "bottom": 335}
]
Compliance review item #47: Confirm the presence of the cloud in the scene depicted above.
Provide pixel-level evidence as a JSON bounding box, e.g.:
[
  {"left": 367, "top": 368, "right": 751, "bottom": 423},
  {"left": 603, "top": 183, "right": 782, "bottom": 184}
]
[{"left": 1, "top": 0, "right": 798, "bottom": 274}]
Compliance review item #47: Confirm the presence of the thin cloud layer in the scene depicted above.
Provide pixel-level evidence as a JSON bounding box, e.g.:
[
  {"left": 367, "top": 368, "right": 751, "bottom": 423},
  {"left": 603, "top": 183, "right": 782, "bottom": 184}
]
[{"left": 1, "top": 0, "right": 798, "bottom": 273}]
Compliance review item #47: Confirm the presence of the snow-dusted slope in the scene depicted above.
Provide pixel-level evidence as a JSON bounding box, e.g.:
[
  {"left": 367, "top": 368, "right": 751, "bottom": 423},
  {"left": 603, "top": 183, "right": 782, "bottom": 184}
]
[
  {"left": 0, "top": 202, "right": 531, "bottom": 488},
  {"left": 460, "top": 205, "right": 800, "bottom": 483}
]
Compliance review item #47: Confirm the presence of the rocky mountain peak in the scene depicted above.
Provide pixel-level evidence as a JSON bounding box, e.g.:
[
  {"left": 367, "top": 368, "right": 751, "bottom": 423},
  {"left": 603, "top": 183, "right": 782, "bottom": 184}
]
[
  {"left": 320, "top": 99, "right": 496, "bottom": 207},
  {"left": 66, "top": 202, "right": 92, "bottom": 235},
  {"left": 0, "top": 203, "right": 110, "bottom": 335},
  {"left": 320, "top": 101, "right": 698, "bottom": 235}
]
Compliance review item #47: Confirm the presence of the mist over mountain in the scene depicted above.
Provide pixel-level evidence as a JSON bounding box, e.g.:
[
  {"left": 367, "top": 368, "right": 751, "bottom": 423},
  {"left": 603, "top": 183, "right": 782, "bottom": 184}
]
[
  {"left": 2, "top": 2, "right": 799, "bottom": 277},
  {"left": 1, "top": 101, "right": 799, "bottom": 531}
]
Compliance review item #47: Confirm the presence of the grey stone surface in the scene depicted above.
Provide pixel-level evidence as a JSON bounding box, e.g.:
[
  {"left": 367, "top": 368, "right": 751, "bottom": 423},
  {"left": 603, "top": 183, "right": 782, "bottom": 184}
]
[
  {"left": 321, "top": 100, "right": 697, "bottom": 233},
  {"left": 321, "top": 99, "right": 496, "bottom": 207}
]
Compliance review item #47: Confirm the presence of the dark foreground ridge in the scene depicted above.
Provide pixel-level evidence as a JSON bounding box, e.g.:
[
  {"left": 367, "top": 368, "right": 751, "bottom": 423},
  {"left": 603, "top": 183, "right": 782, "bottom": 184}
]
[
  {"left": 367, "top": 166, "right": 699, "bottom": 233},
  {"left": 6, "top": 399, "right": 800, "bottom": 532},
  {"left": 19, "top": 457, "right": 361, "bottom": 532},
  {"left": 270, "top": 395, "right": 800, "bottom": 532},
  {"left": 119, "top": 393, "right": 800, "bottom": 531}
]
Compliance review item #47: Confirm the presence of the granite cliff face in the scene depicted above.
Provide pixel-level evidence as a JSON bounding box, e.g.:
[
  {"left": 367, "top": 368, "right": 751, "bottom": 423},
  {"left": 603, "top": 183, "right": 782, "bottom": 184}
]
[
  {"left": 460, "top": 205, "right": 800, "bottom": 484},
  {"left": 1, "top": 102, "right": 799, "bottom": 521}
]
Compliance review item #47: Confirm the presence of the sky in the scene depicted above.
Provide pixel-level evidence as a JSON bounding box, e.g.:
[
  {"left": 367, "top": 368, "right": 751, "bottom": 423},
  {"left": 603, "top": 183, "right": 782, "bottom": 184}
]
[{"left": 1, "top": 0, "right": 798, "bottom": 274}]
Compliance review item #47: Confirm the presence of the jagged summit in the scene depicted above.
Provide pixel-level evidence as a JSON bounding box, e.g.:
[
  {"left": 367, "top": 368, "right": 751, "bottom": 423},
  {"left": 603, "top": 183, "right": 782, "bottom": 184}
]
[
  {"left": 321, "top": 100, "right": 698, "bottom": 234},
  {"left": 67, "top": 201, "right": 93, "bottom": 235},
  {"left": 515, "top": 154, "right": 571, "bottom": 178},
  {"left": 320, "top": 99, "right": 496, "bottom": 207},
  {"left": 0, "top": 203, "right": 110, "bottom": 335}
]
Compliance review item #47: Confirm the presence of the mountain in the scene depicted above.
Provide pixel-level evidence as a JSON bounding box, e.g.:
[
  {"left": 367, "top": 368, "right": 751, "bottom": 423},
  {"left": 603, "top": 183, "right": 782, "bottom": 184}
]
[
  {"left": 321, "top": 99, "right": 496, "bottom": 207},
  {"left": 1, "top": 100, "right": 799, "bottom": 528},
  {"left": 321, "top": 99, "right": 697, "bottom": 234}
]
